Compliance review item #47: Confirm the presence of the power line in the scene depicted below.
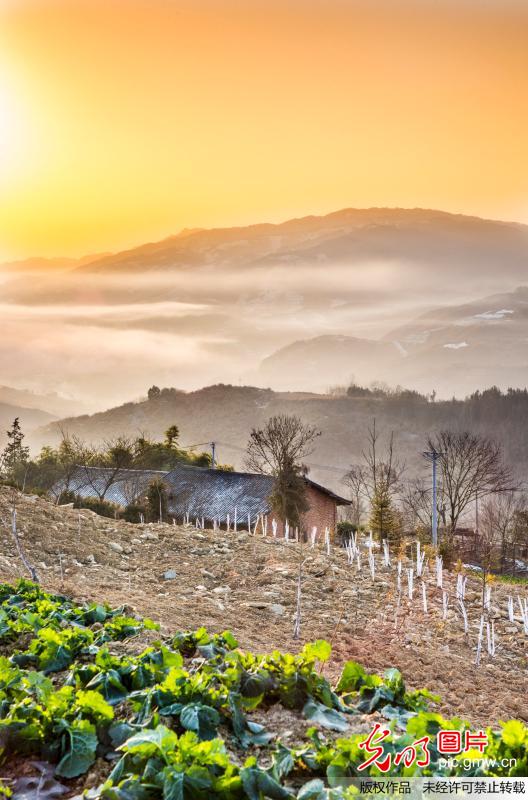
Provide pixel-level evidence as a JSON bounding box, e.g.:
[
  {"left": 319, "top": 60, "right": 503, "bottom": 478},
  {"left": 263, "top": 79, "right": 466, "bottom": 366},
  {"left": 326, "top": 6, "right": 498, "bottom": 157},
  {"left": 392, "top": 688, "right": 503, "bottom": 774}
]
[{"left": 213, "top": 440, "right": 349, "bottom": 475}]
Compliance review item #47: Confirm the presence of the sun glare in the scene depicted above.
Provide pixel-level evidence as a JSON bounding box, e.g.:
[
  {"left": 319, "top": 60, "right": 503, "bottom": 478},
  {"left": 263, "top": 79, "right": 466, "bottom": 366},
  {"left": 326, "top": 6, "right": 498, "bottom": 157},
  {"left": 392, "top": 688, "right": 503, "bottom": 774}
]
[{"left": 0, "top": 75, "right": 28, "bottom": 179}]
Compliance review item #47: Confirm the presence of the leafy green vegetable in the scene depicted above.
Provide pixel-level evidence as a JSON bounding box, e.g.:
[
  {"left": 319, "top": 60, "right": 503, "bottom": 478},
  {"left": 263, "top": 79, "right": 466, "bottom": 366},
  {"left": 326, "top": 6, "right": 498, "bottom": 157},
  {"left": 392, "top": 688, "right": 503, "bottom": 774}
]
[{"left": 0, "top": 577, "right": 524, "bottom": 796}]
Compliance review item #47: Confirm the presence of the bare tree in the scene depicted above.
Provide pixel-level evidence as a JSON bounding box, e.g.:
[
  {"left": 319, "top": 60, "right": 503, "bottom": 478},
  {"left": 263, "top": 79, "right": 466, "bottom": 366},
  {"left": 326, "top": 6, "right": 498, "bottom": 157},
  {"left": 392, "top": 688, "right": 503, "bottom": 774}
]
[
  {"left": 400, "top": 477, "right": 433, "bottom": 532},
  {"left": 478, "top": 497, "right": 504, "bottom": 610},
  {"left": 245, "top": 415, "right": 320, "bottom": 529},
  {"left": 342, "top": 464, "right": 368, "bottom": 527},
  {"left": 82, "top": 436, "right": 134, "bottom": 501},
  {"left": 427, "top": 430, "right": 515, "bottom": 538},
  {"left": 49, "top": 429, "right": 96, "bottom": 501}
]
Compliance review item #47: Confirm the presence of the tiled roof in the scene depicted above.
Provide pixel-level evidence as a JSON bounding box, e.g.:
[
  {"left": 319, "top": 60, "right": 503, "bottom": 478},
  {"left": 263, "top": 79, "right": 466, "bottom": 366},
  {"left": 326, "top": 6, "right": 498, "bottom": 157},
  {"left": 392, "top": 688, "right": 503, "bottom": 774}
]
[
  {"left": 51, "top": 466, "right": 167, "bottom": 507},
  {"left": 163, "top": 465, "right": 274, "bottom": 523},
  {"left": 50, "top": 464, "right": 350, "bottom": 520},
  {"left": 163, "top": 464, "right": 350, "bottom": 523}
]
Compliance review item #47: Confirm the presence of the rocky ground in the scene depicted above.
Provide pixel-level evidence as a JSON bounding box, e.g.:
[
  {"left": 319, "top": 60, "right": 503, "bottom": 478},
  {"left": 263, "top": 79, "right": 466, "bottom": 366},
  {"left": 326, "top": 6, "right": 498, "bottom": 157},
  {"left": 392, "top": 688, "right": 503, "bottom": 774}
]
[{"left": 0, "top": 486, "right": 526, "bottom": 729}]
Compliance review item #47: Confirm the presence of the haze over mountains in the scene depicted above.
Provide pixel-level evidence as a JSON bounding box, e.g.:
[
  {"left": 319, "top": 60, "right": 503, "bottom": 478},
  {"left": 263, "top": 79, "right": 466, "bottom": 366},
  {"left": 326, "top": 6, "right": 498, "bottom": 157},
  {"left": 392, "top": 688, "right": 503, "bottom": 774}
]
[
  {"left": 2, "top": 207, "right": 528, "bottom": 412},
  {"left": 261, "top": 286, "right": 528, "bottom": 396}
]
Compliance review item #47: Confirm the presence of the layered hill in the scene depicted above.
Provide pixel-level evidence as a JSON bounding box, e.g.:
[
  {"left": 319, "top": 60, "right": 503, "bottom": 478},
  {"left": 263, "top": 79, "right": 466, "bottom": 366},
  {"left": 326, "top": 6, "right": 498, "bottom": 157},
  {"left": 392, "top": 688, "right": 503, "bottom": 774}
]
[
  {"left": 0, "top": 401, "right": 55, "bottom": 436},
  {"left": 260, "top": 286, "right": 528, "bottom": 396},
  {"left": 31, "top": 384, "right": 528, "bottom": 491},
  {"left": 3, "top": 207, "right": 528, "bottom": 407}
]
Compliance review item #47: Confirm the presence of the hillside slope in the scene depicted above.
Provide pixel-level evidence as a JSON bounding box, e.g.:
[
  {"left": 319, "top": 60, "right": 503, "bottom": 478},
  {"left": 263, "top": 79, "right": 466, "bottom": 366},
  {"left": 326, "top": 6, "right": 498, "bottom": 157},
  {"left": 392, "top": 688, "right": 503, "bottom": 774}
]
[
  {"left": 31, "top": 385, "right": 528, "bottom": 491},
  {"left": 0, "top": 401, "right": 55, "bottom": 440},
  {"left": 0, "top": 487, "right": 525, "bottom": 730}
]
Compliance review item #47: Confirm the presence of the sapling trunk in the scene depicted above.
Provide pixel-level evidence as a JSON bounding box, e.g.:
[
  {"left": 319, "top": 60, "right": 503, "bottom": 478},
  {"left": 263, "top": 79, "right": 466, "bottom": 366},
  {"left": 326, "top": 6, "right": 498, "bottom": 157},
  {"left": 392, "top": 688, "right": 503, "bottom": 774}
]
[
  {"left": 458, "top": 599, "right": 468, "bottom": 634},
  {"left": 416, "top": 542, "right": 425, "bottom": 577},
  {"left": 486, "top": 620, "right": 496, "bottom": 657},
  {"left": 475, "top": 615, "right": 484, "bottom": 666},
  {"left": 456, "top": 574, "right": 467, "bottom": 602},
  {"left": 442, "top": 590, "right": 448, "bottom": 620},
  {"left": 436, "top": 556, "right": 443, "bottom": 588},
  {"left": 383, "top": 540, "right": 390, "bottom": 567},
  {"left": 310, "top": 526, "right": 317, "bottom": 549},
  {"left": 518, "top": 596, "right": 528, "bottom": 634},
  {"left": 368, "top": 548, "right": 375, "bottom": 580},
  {"left": 407, "top": 568, "right": 414, "bottom": 600},
  {"left": 293, "top": 540, "right": 304, "bottom": 640}
]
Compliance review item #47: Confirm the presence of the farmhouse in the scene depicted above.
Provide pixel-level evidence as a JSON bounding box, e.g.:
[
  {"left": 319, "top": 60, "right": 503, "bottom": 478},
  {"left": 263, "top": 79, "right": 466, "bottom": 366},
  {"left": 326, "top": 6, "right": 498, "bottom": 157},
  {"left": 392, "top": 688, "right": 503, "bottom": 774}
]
[
  {"left": 163, "top": 464, "right": 350, "bottom": 536},
  {"left": 52, "top": 464, "right": 349, "bottom": 537}
]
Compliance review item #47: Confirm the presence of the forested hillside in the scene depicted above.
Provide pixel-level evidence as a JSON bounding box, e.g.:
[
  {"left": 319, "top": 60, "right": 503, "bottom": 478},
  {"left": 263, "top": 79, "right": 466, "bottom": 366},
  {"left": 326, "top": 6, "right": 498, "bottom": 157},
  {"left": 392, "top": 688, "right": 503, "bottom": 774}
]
[{"left": 31, "top": 385, "right": 528, "bottom": 491}]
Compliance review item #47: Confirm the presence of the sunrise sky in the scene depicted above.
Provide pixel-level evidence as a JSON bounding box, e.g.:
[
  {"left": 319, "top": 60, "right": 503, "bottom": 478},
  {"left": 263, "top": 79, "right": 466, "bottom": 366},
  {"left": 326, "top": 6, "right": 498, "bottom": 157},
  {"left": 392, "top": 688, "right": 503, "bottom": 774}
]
[{"left": 1, "top": 0, "right": 527, "bottom": 260}]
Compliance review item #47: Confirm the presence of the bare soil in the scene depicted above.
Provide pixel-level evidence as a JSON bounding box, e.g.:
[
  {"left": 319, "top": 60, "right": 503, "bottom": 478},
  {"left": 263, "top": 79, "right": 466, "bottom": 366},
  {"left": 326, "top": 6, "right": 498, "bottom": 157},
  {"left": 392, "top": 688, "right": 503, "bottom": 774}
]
[{"left": 0, "top": 487, "right": 526, "bottom": 730}]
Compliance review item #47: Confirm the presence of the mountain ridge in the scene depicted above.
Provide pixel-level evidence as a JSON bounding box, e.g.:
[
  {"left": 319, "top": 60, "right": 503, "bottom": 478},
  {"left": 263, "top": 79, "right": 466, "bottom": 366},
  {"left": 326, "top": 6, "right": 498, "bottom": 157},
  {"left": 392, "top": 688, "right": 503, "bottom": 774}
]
[{"left": 71, "top": 206, "right": 528, "bottom": 274}]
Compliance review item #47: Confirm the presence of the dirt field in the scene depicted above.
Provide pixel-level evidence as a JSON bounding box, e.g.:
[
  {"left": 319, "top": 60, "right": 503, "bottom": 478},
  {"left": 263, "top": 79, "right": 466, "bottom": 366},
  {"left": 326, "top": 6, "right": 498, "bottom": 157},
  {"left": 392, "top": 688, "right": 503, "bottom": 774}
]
[{"left": 0, "top": 487, "right": 526, "bottom": 729}]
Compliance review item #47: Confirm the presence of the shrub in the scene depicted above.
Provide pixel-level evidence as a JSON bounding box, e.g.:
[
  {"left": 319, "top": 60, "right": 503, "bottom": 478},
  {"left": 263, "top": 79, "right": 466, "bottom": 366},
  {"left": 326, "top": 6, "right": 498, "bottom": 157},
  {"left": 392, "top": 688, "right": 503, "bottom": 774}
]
[
  {"left": 122, "top": 503, "right": 146, "bottom": 523},
  {"left": 336, "top": 521, "right": 357, "bottom": 545},
  {"left": 74, "top": 496, "right": 119, "bottom": 519}
]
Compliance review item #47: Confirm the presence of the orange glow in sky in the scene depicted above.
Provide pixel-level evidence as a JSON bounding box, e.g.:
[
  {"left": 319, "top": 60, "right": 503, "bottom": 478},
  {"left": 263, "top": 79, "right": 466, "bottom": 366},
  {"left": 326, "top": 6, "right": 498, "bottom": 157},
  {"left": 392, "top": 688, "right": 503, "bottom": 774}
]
[{"left": 1, "top": 0, "right": 527, "bottom": 259}]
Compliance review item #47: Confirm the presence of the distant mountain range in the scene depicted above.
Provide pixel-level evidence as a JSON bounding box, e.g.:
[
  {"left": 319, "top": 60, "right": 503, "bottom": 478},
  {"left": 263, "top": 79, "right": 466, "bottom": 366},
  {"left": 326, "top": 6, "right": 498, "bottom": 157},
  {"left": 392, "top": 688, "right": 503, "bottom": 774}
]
[
  {"left": 71, "top": 207, "right": 528, "bottom": 278},
  {"left": 0, "top": 401, "right": 55, "bottom": 438},
  {"left": 0, "top": 386, "right": 87, "bottom": 419},
  {"left": 2, "top": 207, "right": 528, "bottom": 406},
  {"left": 260, "top": 286, "right": 528, "bottom": 396}
]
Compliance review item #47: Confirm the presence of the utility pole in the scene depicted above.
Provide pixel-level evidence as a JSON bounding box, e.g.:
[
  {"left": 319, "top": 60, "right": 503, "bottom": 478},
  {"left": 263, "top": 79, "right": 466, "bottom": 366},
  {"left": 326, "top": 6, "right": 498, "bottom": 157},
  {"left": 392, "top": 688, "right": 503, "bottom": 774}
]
[
  {"left": 211, "top": 442, "right": 216, "bottom": 469},
  {"left": 423, "top": 449, "right": 442, "bottom": 548}
]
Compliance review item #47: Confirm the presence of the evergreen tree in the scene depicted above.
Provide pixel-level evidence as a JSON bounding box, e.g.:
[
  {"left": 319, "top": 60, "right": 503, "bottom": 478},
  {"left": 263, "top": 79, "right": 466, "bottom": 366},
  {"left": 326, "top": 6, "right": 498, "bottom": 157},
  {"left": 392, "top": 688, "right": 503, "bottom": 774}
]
[
  {"left": 369, "top": 485, "right": 399, "bottom": 541},
  {"left": 146, "top": 478, "right": 168, "bottom": 522},
  {"left": 1, "top": 418, "right": 30, "bottom": 483},
  {"left": 165, "top": 425, "right": 180, "bottom": 448}
]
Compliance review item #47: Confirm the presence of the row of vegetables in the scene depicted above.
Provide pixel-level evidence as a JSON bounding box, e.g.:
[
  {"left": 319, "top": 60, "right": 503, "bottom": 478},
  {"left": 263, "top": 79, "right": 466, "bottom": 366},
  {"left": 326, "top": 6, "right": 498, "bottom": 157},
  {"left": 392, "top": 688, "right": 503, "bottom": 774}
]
[{"left": 0, "top": 580, "right": 525, "bottom": 798}]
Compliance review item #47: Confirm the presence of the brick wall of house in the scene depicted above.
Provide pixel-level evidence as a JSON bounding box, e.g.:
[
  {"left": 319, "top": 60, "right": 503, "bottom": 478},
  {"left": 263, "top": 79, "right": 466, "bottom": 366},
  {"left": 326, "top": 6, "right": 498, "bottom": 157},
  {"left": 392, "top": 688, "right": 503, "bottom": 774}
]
[{"left": 265, "top": 484, "right": 338, "bottom": 540}]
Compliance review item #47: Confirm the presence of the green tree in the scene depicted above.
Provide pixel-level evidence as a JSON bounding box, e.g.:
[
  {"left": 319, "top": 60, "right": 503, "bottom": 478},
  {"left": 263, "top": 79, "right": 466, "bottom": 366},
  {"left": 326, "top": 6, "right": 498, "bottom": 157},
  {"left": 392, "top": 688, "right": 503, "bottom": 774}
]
[
  {"left": 146, "top": 478, "right": 168, "bottom": 523},
  {"left": 370, "top": 485, "right": 399, "bottom": 541},
  {"left": 165, "top": 425, "right": 180, "bottom": 448},
  {"left": 355, "top": 420, "right": 404, "bottom": 542},
  {"left": 1, "top": 418, "right": 30, "bottom": 485}
]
